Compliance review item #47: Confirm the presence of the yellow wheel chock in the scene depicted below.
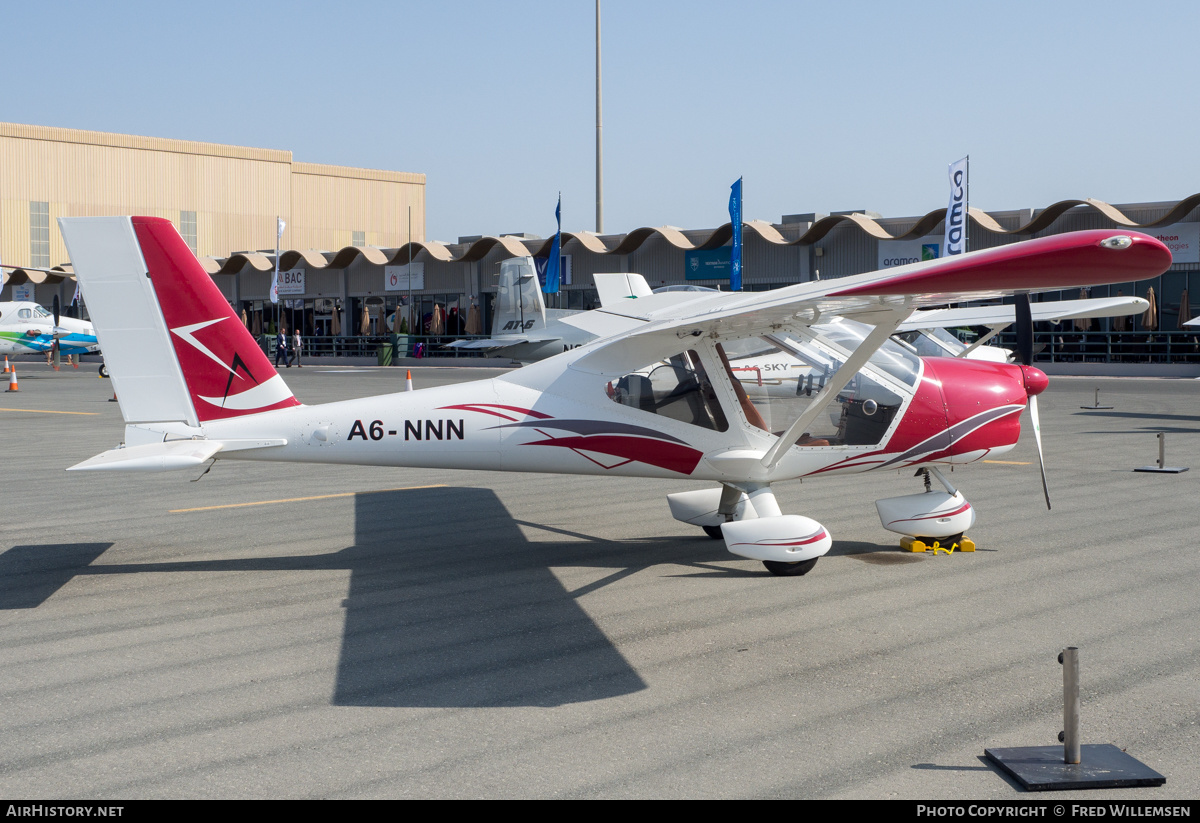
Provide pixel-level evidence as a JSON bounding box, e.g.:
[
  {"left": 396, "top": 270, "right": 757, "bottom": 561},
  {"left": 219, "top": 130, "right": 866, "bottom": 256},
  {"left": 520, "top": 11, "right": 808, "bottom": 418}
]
[{"left": 900, "top": 535, "right": 975, "bottom": 554}]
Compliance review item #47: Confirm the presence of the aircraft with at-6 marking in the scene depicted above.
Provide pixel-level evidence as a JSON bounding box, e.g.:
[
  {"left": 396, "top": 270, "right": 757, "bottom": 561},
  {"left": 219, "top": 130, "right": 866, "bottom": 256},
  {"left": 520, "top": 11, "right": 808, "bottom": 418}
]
[{"left": 58, "top": 216, "right": 1171, "bottom": 576}]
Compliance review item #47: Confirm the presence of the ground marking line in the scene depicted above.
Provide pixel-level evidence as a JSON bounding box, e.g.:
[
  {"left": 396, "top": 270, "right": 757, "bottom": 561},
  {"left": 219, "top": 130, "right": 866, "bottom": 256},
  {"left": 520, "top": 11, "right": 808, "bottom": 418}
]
[
  {"left": 0, "top": 407, "right": 100, "bottom": 415},
  {"left": 170, "top": 484, "right": 448, "bottom": 513},
  {"left": 981, "top": 459, "right": 1031, "bottom": 465}
]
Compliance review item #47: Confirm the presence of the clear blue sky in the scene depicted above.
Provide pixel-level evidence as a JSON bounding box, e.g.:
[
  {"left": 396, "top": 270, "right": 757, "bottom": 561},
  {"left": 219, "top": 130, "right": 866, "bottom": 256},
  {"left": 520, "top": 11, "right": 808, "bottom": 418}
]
[{"left": 5, "top": 0, "right": 1198, "bottom": 243}]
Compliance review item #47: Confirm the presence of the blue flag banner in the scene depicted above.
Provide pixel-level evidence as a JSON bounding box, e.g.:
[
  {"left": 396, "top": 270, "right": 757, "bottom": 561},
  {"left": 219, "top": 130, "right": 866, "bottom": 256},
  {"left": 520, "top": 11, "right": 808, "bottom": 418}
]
[
  {"left": 544, "top": 195, "right": 562, "bottom": 294},
  {"left": 729, "top": 178, "right": 743, "bottom": 291}
]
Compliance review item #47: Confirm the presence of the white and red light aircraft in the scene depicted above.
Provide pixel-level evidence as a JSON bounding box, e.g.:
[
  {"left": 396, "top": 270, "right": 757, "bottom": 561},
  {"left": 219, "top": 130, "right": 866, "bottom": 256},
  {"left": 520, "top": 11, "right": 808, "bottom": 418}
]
[{"left": 58, "top": 217, "right": 1171, "bottom": 576}]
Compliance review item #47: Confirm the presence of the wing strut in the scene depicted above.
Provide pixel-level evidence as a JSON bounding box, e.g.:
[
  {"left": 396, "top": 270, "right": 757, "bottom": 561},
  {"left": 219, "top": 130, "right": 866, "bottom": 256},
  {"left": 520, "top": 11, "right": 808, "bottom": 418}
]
[
  {"left": 959, "top": 324, "right": 1009, "bottom": 358},
  {"left": 760, "top": 311, "right": 907, "bottom": 471}
]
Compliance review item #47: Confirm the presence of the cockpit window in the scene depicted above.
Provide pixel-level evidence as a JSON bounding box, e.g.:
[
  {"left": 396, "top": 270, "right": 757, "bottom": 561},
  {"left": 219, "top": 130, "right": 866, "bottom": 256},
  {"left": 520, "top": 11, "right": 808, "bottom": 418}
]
[
  {"left": 608, "top": 349, "right": 729, "bottom": 432},
  {"left": 896, "top": 327, "right": 965, "bottom": 358},
  {"left": 721, "top": 326, "right": 914, "bottom": 447},
  {"left": 808, "top": 319, "right": 921, "bottom": 387},
  {"left": 18, "top": 308, "right": 32, "bottom": 319},
  {"left": 33, "top": 306, "right": 52, "bottom": 318}
]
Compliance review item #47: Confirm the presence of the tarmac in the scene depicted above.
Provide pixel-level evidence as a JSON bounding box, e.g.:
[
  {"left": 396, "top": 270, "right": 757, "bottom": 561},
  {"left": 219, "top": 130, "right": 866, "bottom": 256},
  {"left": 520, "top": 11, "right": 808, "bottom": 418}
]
[{"left": 2, "top": 360, "right": 1198, "bottom": 799}]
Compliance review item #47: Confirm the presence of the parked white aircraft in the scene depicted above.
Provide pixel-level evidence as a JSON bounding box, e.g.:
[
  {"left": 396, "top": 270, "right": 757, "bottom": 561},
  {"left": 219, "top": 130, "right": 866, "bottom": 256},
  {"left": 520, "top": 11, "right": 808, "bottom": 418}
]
[
  {"left": 59, "top": 217, "right": 1170, "bottom": 575},
  {"left": 445, "top": 257, "right": 604, "bottom": 361},
  {"left": 0, "top": 301, "right": 99, "bottom": 359}
]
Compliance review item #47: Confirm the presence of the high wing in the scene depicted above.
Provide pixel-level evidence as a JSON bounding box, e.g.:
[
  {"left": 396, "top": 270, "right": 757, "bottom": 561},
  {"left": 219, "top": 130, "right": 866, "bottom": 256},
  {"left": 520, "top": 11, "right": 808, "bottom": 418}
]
[{"left": 565, "top": 231, "right": 1170, "bottom": 358}]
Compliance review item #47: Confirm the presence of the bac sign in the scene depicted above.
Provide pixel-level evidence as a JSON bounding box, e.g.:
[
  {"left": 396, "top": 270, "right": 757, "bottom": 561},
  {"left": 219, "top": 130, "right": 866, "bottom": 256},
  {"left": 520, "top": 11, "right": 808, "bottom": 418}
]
[{"left": 278, "top": 268, "right": 305, "bottom": 296}]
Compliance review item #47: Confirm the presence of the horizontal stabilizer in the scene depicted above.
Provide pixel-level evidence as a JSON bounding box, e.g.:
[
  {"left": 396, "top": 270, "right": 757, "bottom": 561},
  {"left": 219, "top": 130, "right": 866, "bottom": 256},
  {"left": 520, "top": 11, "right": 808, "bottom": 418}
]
[
  {"left": 446, "top": 335, "right": 562, "bottom": 349},
  {"left": 68, "top": 438, "right": 286, "bottom": 472}
]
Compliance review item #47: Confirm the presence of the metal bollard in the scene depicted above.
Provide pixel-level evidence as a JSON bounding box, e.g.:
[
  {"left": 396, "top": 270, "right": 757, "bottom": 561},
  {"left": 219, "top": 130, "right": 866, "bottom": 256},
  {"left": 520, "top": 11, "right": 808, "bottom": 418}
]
[
  {"left": 1135, "top": 431, "right": 1188, "bottom": 473},
  {"left": 1059, "top": 647, "right": 1081, "bottom": 764}
]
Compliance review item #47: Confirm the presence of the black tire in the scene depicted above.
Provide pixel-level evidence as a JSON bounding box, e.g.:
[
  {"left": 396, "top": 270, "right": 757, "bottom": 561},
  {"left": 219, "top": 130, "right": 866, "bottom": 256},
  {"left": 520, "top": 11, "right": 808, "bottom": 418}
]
[
  {"left": 99, "top": 364, "right": 108, "bottom": 378},
  {"left": 702, "top": 524, "right": 724, "bottom": 539},
  {"left": 763, "top": 557, "right": 819, "bottom": 577}
]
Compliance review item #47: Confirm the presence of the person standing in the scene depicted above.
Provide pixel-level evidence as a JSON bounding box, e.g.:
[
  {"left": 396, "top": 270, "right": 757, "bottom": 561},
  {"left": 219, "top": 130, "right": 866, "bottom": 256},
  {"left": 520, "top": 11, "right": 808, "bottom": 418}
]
[
  {"left": 293, "top": 327, "right": 303, "bottom": 367},
  {"left": 275, "top": 326, "right": 291, "bottom": 368}
]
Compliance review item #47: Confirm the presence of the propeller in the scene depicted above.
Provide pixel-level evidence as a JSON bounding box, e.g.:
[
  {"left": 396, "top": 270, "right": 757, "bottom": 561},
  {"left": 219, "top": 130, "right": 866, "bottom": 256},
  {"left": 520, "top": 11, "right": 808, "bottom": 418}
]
[
  {"left": 1015, "top": 293, "right": 1050, "bottom": 510},
  {"left": 51, "top": 295, "right": 61, "bottom": 371}
]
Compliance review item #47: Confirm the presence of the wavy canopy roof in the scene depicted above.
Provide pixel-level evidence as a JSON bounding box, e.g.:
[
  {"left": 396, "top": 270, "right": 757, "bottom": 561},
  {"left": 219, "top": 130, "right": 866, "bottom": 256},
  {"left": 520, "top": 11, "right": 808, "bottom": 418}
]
[
  {"left": 185, "top": 192, "right": 1199, "bottom": 272},
  {"left": 3, "top": 265, "right": 74, "bottom": 284}
]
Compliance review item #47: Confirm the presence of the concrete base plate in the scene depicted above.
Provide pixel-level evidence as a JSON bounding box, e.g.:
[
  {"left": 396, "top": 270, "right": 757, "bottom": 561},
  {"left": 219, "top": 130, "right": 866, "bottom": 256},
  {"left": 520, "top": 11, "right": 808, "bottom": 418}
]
[
  {"left": 985, "top": 744, "right": 1166, "bottom": 791},
  {"left": 1134, "top": 466, "right": 1189, "bottom": 473}
]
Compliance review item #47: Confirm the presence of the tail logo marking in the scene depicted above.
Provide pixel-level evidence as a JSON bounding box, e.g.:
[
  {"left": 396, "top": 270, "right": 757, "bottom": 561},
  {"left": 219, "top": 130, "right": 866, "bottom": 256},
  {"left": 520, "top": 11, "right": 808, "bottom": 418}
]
[
  {"left": 171, "top": 318, "right": 239, "bottom": 374},
  {"left": 171, "top": 317, "right": 294, "bottom": 412}
]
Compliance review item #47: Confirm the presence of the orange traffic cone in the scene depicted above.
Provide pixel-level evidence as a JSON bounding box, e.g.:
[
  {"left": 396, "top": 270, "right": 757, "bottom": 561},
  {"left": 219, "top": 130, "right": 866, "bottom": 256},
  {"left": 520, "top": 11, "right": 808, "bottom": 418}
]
[
  {"left": 406, "top": 369, "right": 414, "bottom": 391},
  {"left": 6, "top": 365, "right": 18, "bottom": 392},
  {"left": 2, "top": 356, "right": 9, "bottom": 374}
]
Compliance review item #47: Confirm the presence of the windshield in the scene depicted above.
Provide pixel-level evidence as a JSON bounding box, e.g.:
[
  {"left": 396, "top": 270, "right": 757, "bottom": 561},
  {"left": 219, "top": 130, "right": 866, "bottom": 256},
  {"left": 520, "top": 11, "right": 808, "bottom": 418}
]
[
  {"left": 719, "top": 327, "right": 913, "bottom": 446},
  {"left": 807, "top": 318, "right": 921, "bottom": 387}
]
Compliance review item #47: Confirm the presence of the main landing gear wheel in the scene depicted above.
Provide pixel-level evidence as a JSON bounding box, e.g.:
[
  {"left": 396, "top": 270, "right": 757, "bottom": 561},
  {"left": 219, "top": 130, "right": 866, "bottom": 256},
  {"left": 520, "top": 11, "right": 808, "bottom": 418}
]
[
  {"left": 703, "top": 524, "right": 724, "bottom": 539},
  {"left": 99, "top": 364, "right": 108, "bottom": 378},
  {"left": 763, "top": 558, "right": 819, "bottom": 577}
]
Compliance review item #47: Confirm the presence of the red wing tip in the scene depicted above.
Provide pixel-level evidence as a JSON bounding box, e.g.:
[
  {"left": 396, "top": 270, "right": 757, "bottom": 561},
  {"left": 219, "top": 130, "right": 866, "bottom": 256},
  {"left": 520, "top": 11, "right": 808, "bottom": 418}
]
[{"left": 830, "top": 229, "right": 1173, "bottom": 298}]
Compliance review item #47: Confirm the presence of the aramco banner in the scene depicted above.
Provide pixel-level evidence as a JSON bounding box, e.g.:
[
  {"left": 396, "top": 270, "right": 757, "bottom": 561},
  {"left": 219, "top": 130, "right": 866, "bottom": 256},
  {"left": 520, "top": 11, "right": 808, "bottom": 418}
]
[
  {"left": 945, "top": 156, "right": 968, "bottom": 256},
  {"left": 878, "top": 235, "right": 943, "bottom": 269}
]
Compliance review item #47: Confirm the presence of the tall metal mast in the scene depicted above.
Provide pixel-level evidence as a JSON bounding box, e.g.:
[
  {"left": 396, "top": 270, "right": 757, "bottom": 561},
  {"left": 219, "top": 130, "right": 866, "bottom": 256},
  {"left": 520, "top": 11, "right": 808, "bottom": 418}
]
[{"left": 595, "top": 0, "right": 604, "bottom": 234}]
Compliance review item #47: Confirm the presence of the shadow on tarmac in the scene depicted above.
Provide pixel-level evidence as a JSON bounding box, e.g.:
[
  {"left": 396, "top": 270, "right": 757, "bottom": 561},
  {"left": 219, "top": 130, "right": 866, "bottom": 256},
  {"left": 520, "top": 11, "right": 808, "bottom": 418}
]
[
  {"left": 0, "top": 542, "right": 113, "bottom": 609},
  {"left": 0, "top": 487, "right": 758, "bottom": 708}
]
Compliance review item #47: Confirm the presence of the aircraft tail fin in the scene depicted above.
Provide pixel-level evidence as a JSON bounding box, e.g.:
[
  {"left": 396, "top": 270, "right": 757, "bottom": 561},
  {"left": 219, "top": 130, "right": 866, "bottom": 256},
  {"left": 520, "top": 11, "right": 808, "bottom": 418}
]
[
  {"left": 491, "top": 257, "right": 547, "bottom": 335},
  {"left": 594, "top": 272, "right": 653, "bottom": 307},
  {"left": 58, "top": 216, "right": 301, "bottom": 427}
]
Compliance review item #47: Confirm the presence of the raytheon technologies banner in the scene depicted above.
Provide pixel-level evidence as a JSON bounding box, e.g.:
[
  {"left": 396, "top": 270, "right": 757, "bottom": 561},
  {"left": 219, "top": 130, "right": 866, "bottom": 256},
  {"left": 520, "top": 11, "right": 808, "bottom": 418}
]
[{"left": 1143, "top": 224, "right": 1198, "bottom": 263}]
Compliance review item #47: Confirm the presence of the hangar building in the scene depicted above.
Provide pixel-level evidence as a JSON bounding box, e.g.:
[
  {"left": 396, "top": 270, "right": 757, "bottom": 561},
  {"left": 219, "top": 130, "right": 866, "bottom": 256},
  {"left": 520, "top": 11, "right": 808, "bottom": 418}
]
[{"left": 3, "top": 121, "right": 1198, "bottom": 369}]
